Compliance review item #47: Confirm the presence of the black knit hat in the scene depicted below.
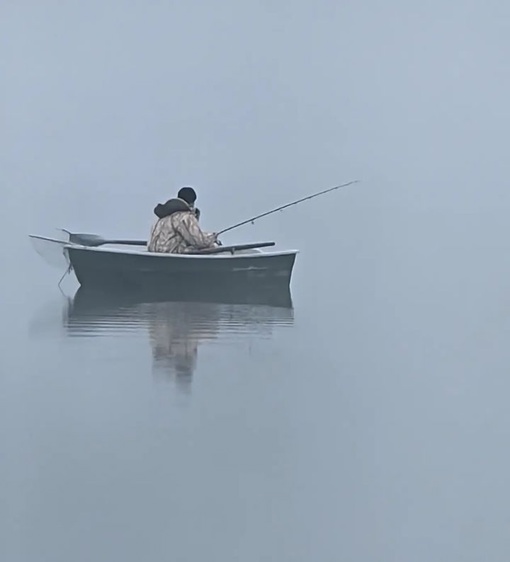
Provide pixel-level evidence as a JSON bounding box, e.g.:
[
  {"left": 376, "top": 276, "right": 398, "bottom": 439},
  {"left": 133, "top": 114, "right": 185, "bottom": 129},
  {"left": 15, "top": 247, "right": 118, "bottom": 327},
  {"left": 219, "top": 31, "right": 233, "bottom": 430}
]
[{"left": 177, "top": 187, "right": 197, "bottom": 205}]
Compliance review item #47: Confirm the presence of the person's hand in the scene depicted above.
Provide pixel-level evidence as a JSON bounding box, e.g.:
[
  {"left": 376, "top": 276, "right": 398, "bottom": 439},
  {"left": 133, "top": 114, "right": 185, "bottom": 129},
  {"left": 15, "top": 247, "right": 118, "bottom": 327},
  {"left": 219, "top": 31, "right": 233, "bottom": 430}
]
[{"left": 212, "top": 233, "right": 222, "bottom": 246}]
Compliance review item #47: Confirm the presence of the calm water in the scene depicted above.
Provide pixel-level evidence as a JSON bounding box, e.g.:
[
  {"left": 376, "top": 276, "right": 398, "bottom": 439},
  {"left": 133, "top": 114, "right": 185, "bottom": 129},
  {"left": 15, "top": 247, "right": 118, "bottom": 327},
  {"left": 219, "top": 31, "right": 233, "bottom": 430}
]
[{"left": 3, "top": 208, "right": 510, "bottom": 562}]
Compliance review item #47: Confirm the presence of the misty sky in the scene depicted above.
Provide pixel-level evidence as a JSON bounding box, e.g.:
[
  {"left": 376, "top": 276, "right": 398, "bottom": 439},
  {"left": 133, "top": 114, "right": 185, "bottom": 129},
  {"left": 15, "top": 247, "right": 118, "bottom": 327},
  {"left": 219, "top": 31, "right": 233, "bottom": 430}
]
[
  {"left": 2, "top": 0, "right": 510, "bottom": 322},
  {"left": 3, "top": 0, "right": 509, "bottom": 238}
]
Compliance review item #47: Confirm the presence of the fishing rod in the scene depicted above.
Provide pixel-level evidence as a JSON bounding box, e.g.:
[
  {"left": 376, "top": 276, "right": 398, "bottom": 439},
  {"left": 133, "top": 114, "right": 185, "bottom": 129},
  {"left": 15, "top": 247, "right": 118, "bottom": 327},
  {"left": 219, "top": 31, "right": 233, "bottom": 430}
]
[{"left": 217, "top": 179, "right": 359, "bottom": 235}]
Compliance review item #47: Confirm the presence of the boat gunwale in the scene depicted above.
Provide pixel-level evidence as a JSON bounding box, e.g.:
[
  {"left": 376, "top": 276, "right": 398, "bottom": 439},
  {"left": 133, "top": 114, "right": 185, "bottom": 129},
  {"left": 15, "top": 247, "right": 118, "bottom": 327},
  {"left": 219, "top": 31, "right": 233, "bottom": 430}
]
[{"left": 68, "top": 244, "right": 299, "bottom": 259}]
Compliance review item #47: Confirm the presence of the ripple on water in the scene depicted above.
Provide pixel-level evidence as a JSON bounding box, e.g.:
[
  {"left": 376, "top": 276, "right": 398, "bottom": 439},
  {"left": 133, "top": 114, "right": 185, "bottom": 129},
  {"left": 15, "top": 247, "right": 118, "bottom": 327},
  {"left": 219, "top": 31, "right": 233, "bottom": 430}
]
[
  {"left": 52, "top": 287, "right": 296, "bottom": 385},
  {"left": 64, "top": 297, "right": 294, "bottom": 337}
]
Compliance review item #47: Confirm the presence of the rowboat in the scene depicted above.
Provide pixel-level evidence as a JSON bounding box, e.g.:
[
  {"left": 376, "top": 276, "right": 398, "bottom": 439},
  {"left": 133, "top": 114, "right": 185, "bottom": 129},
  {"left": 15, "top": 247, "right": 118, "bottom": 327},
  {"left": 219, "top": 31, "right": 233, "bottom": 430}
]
[
  {"left": 29, "top": 180, "right": 361, "bottom": 295},
  {"left": 29, "top": 231, "right": 299, "bottom": 295}
]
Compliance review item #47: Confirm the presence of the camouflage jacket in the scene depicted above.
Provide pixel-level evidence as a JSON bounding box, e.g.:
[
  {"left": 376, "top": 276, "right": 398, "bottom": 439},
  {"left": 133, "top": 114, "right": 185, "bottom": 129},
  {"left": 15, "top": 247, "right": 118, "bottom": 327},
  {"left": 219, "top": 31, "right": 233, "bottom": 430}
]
[{"left": 147, "top": 198, "right": 217, "bottom": 254}]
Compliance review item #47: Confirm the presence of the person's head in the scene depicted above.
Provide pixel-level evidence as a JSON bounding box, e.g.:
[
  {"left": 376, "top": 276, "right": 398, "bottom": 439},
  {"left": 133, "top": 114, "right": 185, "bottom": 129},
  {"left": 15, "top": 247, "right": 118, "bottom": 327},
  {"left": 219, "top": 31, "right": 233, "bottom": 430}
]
[{"left": 177, "top": 187, "right": 197, "bottom": 206}]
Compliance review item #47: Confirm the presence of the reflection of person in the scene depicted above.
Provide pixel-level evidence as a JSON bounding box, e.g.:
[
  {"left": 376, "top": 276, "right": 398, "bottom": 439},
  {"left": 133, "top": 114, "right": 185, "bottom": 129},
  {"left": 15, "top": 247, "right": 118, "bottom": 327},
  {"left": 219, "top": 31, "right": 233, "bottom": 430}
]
[
  {"left": 148, "top": 187, "right": 219, "bottom": 254},
  {"left": 151, "top": 335, "right": 198, "bottom": 393},
  {"left": 147, "top": 302, "right": 219, "bottom": 392}
]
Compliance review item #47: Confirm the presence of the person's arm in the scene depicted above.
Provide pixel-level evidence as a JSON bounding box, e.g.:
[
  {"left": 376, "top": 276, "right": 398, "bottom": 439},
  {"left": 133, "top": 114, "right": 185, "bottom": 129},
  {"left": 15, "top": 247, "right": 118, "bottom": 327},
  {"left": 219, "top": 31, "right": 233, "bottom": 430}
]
[{"left": 175, "top": 213, "right": 217, "bottom": 249}]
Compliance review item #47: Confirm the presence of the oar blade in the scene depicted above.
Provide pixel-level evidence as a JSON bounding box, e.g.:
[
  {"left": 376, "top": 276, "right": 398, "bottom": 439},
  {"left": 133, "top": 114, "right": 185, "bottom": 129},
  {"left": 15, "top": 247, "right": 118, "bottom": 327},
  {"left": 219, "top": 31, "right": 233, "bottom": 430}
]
[
  {"left": 67, "top": 233, "right": 106, "bottom": 246},
  {"left": 60, "top": 229, "right": 147, "bottom": 247}
]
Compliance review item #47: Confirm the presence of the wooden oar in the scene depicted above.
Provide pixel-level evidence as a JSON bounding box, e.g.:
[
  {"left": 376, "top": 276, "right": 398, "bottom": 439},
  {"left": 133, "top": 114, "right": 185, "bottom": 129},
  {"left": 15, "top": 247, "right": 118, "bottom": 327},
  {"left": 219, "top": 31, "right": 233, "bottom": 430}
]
[
  {"left": 59, "top": 230, "right": 274, "bottom": 254},
  {"left": 60, "top": 230, "right": 147, "bottom": 247},
  {"left": 190, "top": 242, "right": 275, "bottom": 255}
]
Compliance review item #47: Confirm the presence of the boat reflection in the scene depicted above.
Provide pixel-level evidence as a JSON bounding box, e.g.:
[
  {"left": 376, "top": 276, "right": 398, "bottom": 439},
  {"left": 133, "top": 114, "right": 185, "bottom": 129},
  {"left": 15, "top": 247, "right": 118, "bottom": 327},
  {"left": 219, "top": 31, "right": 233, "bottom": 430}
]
[{"left": 63, "top": 285, "right": 294, "bottom": 392}]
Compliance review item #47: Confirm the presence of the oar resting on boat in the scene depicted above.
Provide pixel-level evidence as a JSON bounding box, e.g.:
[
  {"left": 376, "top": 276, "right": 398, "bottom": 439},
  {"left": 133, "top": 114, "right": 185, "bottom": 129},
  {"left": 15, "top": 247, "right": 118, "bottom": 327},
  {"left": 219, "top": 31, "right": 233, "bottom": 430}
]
[
  {"left": 190, "top": 242, "right": 275, "bottom": 254},
  {"left": 61, "top": 230, "right": 147, "bottom": 247},
  {"left": 31, "top": 232, "right": 276, "bottom": 255},
  {"left": 59, "top": 230, "right": 275, "bottom": 254}
]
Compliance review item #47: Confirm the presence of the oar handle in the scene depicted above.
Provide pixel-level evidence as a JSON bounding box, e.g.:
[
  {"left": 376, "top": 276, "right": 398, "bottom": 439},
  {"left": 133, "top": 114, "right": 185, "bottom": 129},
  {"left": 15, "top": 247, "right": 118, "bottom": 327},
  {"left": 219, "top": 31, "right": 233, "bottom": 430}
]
[
  {"left": 109, "top": 240, "right": 147, "bottom": 246},
  {"left": 191, "top": 242, "right": 275, "bottom": 255}
]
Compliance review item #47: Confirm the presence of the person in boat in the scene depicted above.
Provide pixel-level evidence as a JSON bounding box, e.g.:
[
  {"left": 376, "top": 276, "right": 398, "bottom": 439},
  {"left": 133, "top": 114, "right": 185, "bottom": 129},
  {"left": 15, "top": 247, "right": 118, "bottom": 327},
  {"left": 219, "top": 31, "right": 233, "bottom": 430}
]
[{"left": 148, "top": 187, "right": 219, "bottom": 253}]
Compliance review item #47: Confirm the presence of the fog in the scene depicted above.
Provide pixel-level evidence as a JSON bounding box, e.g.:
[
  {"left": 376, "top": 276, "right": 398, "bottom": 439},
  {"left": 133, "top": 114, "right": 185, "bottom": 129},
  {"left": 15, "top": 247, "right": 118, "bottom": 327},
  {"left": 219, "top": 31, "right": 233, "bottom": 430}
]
[{"left": 2, "top": 1, "right": 510, "bottom": 561}]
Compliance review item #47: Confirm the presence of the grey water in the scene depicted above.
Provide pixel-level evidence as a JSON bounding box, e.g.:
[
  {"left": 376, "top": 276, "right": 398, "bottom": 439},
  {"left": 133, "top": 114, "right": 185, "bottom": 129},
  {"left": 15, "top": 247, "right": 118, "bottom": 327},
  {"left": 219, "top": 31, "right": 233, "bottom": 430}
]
[{"left": 3, "top": 1, "right": 510, "bottom": 561}]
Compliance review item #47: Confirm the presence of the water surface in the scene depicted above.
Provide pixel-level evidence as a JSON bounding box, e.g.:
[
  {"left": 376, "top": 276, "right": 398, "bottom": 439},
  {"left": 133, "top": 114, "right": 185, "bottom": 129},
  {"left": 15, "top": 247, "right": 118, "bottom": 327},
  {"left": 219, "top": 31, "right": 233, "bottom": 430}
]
[{"left": 3, "top": 216, "right": 510, "bottom": 562}]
